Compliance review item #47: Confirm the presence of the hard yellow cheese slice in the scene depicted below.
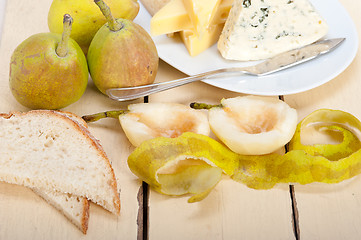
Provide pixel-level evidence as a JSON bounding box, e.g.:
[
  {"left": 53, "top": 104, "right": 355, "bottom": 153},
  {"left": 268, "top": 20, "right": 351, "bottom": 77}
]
[
  {"left": 150, "top": 0, "right": 234, "bottom": 56},
  {"left": 150, "top": 0, "right": 192, "bottom": 36},
  {"left": 211, "top": 0, "right": 234, "bottom": 25},
  {"left": 150, "top": 0, "right": 233, "bottom": 36},
  {"left": 182, "top": 0, "right": 222, "bottom": 36},
  {"left": 179, "top": 23, "right": 225, "bottom": 56}
]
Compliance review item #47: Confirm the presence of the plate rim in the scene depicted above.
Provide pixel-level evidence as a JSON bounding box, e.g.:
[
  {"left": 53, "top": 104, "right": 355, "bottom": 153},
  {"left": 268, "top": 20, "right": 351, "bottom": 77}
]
[{"left": 135, "top": 0, "right": 359, "bottom": 96}]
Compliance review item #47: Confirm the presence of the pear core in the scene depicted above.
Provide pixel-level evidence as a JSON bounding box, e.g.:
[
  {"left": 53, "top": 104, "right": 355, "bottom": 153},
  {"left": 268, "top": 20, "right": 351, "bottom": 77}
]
[{"left": 209, "top": 96, "right": 298, "bottom": 155}]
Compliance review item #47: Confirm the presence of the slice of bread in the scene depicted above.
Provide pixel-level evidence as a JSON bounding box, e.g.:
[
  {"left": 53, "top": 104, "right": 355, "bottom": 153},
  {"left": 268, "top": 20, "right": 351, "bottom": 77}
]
[
  {"left": 140, "top": 0, "right": 171, "bottom": 15},
  {"left": 0, "top": 110, "right": 120, "bottom": 215},
  {"left": 31, "top": 111, "right": 91, "bottom": 234},
  {"left": 32, "top": 188, "right": 90, "bottom": 234}
]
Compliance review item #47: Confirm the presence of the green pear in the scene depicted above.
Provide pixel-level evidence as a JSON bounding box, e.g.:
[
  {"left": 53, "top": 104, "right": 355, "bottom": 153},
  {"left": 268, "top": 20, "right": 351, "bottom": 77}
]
[
  {"left": 48, "top": 0, "right": 140, "bottom": 55},
  {"left": 9, "top": 14, "right": 88, "bottom": 110},
  {"left": 87, "top": 0, "right": 159, "bottom": 95}
]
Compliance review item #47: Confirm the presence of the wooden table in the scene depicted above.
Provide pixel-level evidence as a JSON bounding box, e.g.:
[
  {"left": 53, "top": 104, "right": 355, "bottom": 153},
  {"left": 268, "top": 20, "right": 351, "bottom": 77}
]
[{"left": 0, "top": 0, "right": 360, "bottom": 239}]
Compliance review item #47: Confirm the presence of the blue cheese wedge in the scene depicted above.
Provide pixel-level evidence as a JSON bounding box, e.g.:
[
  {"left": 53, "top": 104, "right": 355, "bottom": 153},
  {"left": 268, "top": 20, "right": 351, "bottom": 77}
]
[{"left": 217, "top": 0, "right": 328, "bottom": 61}]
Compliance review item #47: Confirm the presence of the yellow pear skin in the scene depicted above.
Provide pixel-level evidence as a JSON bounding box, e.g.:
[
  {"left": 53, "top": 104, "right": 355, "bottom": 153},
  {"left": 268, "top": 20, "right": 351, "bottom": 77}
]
[
  {"left": 87, "top": 18, "right": 159, "bottom": 95},
  {"left": 48, "top": 0, "right": 139, "bottom": 55},
  {"left": 9, "top": 33, "right": 88, "bottom": 110}
]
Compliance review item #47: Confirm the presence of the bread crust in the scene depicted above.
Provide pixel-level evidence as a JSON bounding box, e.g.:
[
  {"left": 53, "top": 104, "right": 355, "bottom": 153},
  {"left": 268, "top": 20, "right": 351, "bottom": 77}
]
[
  {"left": 58, "top": 111, "right": 121, "bottom": 215},
  {"left": 33, "top": 188, "right": 90, "bottom": 234},
  {"left": 81, "top": 197, "right": 90, "bottom": 234},
  {"left": 0, "top": 110, "right": 121, "bottom": 215}
]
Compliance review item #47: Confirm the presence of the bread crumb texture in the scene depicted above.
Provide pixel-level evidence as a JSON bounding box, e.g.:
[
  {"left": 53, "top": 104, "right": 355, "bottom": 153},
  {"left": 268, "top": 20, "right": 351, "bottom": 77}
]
[{"left": 0, "top": 110, "right": 120, "bottom": 215}]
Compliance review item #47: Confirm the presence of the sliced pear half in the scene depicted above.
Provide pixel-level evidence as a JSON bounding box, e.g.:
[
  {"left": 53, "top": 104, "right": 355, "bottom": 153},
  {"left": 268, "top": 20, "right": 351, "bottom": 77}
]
[
  {"left": 119, "top": 102, "right": 210, "bottom": 147},
  {"left": 209, "top": 96, "right": 298, "bottom": 155}
]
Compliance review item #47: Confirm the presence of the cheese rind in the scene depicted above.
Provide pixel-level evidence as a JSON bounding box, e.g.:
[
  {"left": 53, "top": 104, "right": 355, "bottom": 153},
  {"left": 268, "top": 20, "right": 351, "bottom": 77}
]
[{"left": 218, "top": 0, "right": 329, "bottom": 61}]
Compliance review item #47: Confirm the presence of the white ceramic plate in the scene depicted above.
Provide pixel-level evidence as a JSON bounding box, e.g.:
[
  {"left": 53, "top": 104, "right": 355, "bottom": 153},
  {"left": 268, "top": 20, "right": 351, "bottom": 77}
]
[{"left": 134, "top": 0, "right": 358, "bottom": 96}]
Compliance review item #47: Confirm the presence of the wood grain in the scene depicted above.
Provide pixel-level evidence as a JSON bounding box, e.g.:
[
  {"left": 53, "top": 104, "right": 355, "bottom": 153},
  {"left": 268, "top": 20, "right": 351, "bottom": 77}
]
[
  {"left": 284, "top": 0, "right": 361, "bottom": 239},
  {"left": 0, "top": 0, "right": 360, "bottom": 239},
  {"left": 148, "top": 87, "right": 296, "bottom": 239},
  {"left": 0, "top": 1, "right": 142, "bottom": 239}
]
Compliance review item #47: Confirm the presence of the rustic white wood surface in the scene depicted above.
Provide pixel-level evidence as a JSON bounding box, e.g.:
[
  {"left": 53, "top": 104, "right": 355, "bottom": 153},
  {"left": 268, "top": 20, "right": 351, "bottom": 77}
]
[
  {"left": 0, "top": 0, "right": 360, "bottom": 239},
  {"left": 0, "top": 1, "right": 142, "bottom": 239},
  {"left": 148, "top": 85, "right": 296, "bottom": 240},
  {"left": 284, "top": 0, "right": 361, "bottom": 239}
]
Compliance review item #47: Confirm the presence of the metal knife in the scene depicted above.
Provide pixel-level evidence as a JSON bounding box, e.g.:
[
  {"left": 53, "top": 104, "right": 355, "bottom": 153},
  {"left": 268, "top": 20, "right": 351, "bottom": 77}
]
[{"left": 106, "top": 38, "right": 345, "bottom": 101}]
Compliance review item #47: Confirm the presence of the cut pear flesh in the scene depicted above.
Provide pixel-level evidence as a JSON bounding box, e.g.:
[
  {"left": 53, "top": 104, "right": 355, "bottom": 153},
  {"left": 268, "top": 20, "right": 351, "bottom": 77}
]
[
  {"left": 209, "top": 96, "right": 298, "bottom": 155},
  {"left": 119, "top": 102, "right": 210, "bottom": 147}
]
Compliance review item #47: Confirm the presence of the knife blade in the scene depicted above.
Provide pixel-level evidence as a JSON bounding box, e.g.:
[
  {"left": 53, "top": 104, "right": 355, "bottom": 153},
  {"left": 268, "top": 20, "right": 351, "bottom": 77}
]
[{"left": 246, "top": 38, "right": 346, "bottom": 75}]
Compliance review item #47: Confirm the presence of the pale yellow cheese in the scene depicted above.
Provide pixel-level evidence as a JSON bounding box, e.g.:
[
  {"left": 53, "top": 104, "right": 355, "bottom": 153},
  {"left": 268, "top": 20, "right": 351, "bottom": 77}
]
[
  {"left": 149, "top": 0, "right": 233, "bottom": 56},
  {"left": 150, "top": 0, "right": 233, "bottom": 36},
  {"left": 150, "top": 0, "right": 192, "bottom": 36},
  {"left": 140, "top": 0, "right": 171, "bottom": 16},
  {"left": 180, "top": 23, "right": 225, "bottom": 56},
  {"left": 211, "top": 0, "right": 234, "bottom": 25},
  {"left": 182, "top": 0, "right": 222, "bottom": 36}
]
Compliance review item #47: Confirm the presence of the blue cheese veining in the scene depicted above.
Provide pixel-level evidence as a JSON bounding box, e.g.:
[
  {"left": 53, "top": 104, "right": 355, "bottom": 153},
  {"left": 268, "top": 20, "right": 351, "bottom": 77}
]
[{"left": 217, "top": 0, "right": 329, "bottom": 61}]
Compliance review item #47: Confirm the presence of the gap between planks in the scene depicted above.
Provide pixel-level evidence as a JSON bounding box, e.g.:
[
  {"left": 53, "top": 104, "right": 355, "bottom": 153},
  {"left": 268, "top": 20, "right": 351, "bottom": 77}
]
[
  {"left": 136, "top": 95, "right": 300, "bottom": 240},
  {"left": 137, "top": 96, "right": 149, "bottom": 240},
  {"left": 137, "top": 181, "right": 149, "bottom": 240},
  {"left": 281, "top": 95, "right": 300, "bottom": 240}
]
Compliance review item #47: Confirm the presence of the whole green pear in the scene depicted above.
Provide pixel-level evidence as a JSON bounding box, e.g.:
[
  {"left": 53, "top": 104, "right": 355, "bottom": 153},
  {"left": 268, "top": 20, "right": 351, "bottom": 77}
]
[
  {"left": 48, "top": 0, "right": 140, "bottom": 55},
  {"left": 9, "top": 14, "right": 88, "bottom": 110},
  {"left": 87, "top": 0, "right": 159, "bottom": 95}
]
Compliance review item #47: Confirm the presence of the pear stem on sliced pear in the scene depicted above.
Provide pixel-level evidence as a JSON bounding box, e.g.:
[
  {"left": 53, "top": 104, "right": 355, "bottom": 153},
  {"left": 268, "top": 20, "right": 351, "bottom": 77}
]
[
  {"left": 82, "top": 110, "right": 129, "bottom": 123},
  {"left": 56, "top": 14, "right": 73, "bottom": 57},
  {"left": 94, "top": 0, "right": 122, "bottom": 31},
  {"left": 190, "top": 102, "right": 223, "bottom": 110}
]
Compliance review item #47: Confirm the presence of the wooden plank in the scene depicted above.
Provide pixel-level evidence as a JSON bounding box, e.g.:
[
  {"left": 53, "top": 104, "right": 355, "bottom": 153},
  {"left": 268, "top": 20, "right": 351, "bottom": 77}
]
[
  {"left": 284, "top": 0, "right": 361, "bottom": 239},
  {"left": 0, "top": 1, "right": 142, "bottom": 239},
  {"left": 146, "top": 84, "right": 296, "bottom": 240}
]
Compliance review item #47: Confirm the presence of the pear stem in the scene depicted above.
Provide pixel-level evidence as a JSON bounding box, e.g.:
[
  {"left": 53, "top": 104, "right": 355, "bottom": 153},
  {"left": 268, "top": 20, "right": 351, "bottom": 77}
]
[
  {"left": 190, "top": 102, "right": 223, "bottom": 110},
  {"left": 94, "top": 0, "right": 122, "bottom": 31},
  {"left": 82, "top": 110, "right": 129, "bottom": 123},
  {"left": 56, "top": 14, "right": 73, "bottom": 57}
]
